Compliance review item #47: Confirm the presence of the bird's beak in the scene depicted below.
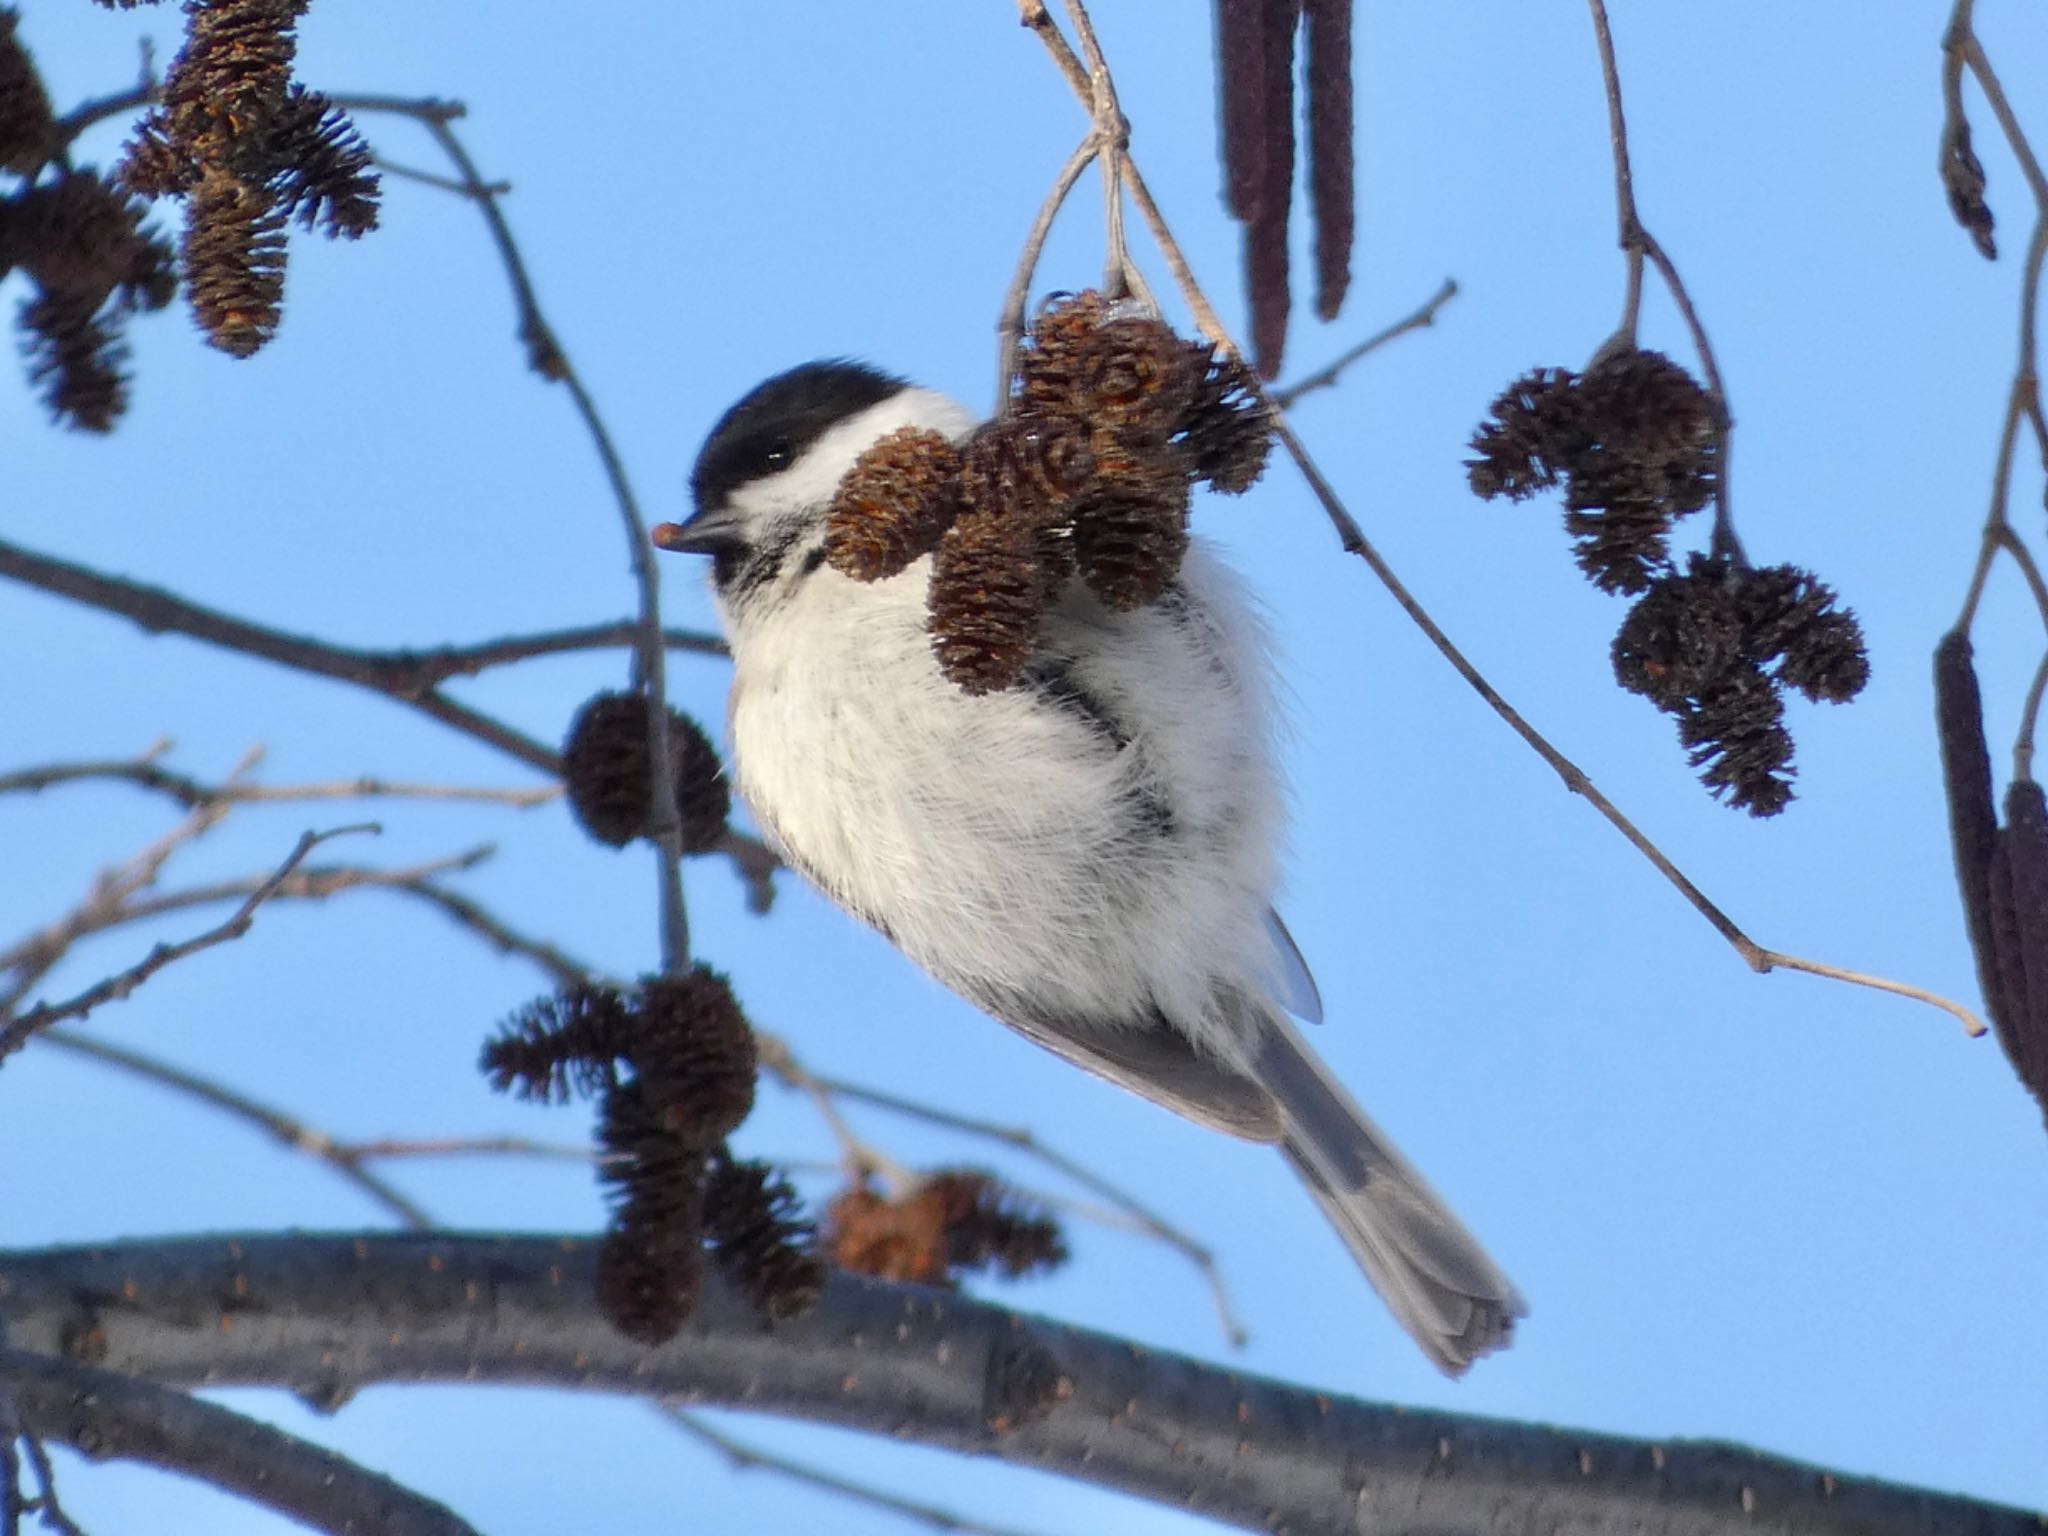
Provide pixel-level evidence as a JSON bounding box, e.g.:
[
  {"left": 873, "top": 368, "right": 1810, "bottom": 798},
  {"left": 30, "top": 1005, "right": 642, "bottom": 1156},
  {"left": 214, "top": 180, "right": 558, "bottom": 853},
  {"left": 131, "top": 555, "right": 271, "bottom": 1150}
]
[{"left": 652, "top": 505, "right": 744, "bottom": 555}]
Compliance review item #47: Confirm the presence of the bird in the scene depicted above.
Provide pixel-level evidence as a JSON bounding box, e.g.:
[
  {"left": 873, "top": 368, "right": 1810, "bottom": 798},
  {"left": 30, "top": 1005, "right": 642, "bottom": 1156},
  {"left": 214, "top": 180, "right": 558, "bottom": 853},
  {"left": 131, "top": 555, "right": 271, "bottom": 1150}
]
[{"left": 657, "top": 357, "right": 1525, "bottom": 1373}]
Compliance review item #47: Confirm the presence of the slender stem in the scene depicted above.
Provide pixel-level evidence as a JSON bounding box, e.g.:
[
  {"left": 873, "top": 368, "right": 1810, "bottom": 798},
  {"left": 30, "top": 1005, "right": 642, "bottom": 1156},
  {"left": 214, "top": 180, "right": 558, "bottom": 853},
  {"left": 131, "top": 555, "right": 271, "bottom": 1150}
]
[
  {"left": 997, "top": 133, "right": 1101, "bottom": 409},
  {"left": 338, "top": 94, "right": 694, "bottom": 973},
  {"left": 1585, "top": 0, "right": 1645, "bottom": 342},
  {"left": 1271, "top": 277, "right": 1459, "bottom": 409}
]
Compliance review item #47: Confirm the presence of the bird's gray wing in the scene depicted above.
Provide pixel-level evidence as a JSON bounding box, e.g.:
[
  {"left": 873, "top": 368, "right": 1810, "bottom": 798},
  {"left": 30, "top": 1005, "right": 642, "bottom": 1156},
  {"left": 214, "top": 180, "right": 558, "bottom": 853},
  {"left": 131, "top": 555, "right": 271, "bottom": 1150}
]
[
  {"left": 1262, "top": 907, "right": 1325, "bottom": 1023},
  {"left": 984, "top": 994, "right": 1284, "bottom": 1142}
]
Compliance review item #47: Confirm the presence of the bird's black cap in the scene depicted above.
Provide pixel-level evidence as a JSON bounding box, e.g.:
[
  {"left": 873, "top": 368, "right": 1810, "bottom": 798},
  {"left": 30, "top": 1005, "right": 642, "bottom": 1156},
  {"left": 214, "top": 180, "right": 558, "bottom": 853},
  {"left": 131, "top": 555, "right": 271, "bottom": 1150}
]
[{"left": 689, "top": 359, "right": 906, "bottom": 514}]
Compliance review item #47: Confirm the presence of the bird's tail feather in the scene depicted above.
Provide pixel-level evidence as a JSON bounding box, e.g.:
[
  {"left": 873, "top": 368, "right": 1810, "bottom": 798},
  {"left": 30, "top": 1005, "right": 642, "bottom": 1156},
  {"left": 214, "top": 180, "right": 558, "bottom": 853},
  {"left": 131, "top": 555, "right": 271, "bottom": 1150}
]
[{"left": 1254, "top": 1015, "right": 1525, "bottom": 1375}]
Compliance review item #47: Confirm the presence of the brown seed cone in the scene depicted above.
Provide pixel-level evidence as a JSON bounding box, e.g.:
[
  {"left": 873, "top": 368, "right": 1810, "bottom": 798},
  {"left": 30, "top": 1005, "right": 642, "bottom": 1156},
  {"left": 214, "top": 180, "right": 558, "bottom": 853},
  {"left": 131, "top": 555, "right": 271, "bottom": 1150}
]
[
  {"left": 265, "top": 87, "right": 379, "bottom": 238},
  {"left": 0, "top": 11, "right": 59, "bottom": 176},
  {"left": 632, "top": 968, "right": 757, "bottom": 1147},
  {"left": 562, "top": 692, "right": 730, "bottom": 852},
  {"left": 928, "top": 1171, "right": 1067, "bottom": 1280},
  {"left": 3, "top": 171, "right": 172, "bottom": 307},
  {"left": 956, "top": 415, "right": 1095, "bottom": 525},
  {"left": 595, "top": 1080, "right": 707, "bottom": 1344},
  {"left": 160, "top": 0, "right": 304, "bottom": 163},
  {"left": 703, "top": 1157, "right": 825, "bottom": 1321},
  {"left": 1935, "top": 631, "right": 2014, "bottom": 1040},
  {"left": 825, "top": 1170, "right": 1068, "bottom": 1287},
  {"left": 1990, "top": 779, "right": 2048, "bottom": 1114},
  {"left": 1177, "top": 344, "right": 1273, "bottom": 495},
  {"left": 1070, "top": 434, "right": 1193, "bottom": 613},
  {"left": 1467, "top": 366, "right": 1585, "bottom": 502},
  {"left": 182, "top": 164, "right": 286, "bottom": 358},
  {"left": 825, "top": 425, "right": 963, "bottom": 582},
  {"left": 1074, "top": 315, "right": 1199, "bottom": 436},
  {"left": 19, "top": 289, "right": 126, "bottom": 432},
  {"left": 1016, "top": 289, "right": 1111, "bottom": 418},
  {"left": 927, "top": 509, "right": 1047, "bottom": 693},
  {"left": 1571, "top": 347, "right": 1718, "bottom": 518},
  {"left": 480, "top": 983, "right": 636, "bottom": 1103}
]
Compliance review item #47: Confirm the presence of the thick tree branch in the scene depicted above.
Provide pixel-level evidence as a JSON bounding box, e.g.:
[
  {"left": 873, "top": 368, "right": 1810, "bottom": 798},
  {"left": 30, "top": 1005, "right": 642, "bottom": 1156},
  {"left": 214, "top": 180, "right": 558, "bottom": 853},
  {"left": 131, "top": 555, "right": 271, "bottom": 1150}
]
[
  {"left": 2, "top": 1350, "right": 480, "bottom": 1536},
  {"left": 0, "top": 1234, "right": 2034, "bottom": 1536}
]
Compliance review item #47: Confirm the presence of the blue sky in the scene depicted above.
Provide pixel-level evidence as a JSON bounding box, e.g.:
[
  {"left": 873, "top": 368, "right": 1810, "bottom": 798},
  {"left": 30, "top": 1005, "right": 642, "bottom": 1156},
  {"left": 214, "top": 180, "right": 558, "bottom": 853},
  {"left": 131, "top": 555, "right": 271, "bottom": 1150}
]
[{"left": 4, "top": 3, "right": 2046, "bottom": 1532}]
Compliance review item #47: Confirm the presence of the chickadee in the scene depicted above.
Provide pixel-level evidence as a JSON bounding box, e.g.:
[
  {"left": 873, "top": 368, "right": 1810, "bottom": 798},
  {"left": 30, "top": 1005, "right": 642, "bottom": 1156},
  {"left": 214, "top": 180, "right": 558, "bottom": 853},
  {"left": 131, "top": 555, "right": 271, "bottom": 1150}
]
[{"left": 662, "top": 360, "right": 1524, "bottom": 1373}]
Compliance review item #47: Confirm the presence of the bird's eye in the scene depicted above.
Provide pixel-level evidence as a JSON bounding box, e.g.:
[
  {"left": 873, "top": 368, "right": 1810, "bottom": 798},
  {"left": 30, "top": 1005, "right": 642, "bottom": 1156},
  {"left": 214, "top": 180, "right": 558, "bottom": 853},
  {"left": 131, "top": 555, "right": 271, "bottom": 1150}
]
[{"left": 760, "top": 439, "right": 793, "bottom": 472}]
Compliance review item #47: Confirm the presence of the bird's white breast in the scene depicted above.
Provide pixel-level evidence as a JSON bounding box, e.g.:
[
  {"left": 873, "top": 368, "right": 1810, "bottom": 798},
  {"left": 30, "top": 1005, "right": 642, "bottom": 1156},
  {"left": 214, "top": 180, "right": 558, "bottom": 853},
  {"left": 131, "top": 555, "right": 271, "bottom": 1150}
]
[{"left": 724, "top": 538, "right": 1287, "bottom": 1059}]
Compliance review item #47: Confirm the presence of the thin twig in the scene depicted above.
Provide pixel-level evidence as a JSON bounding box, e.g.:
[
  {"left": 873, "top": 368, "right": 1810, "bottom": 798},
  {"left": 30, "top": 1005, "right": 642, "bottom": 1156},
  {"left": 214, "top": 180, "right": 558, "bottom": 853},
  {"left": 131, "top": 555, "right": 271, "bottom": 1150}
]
[
  {"left": 1585, "top": 0, "right": 1741, "bottom": 560},
  {"left": 1270, "top": 277, "right": 1460, "bottom": 409},
  {"left": 336, "top": 94, "right": 693, "bottom": 974},
  {"left": 997, "top": 132, "right": 1101, "bottom": 407},
  {"left": 1021, "top": 0, "right": 1987, "bottom": 1041},
  {"left": 1, "top": 825, "right": 378, "bottom": 1060},
  {"left": 655, "top": 1406, "right": 1062, "bottom": 1536},
  {"left": 17, "top": 1437, "right": 83, "bottom": 1536},
  {"left": 0, "top": 756, "right": 557, "bottom": 809}
]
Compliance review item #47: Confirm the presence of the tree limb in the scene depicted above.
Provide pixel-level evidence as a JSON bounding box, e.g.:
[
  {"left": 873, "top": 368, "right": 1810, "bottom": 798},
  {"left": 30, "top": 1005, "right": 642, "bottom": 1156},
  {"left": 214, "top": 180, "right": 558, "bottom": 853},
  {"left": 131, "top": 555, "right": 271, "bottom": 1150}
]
[
  {"left": 0, "top": 1234, "right": 2033, "bottom": 1536},
  {"left": 2, "top": 1350, "right": 480, "bottom": 1536}
]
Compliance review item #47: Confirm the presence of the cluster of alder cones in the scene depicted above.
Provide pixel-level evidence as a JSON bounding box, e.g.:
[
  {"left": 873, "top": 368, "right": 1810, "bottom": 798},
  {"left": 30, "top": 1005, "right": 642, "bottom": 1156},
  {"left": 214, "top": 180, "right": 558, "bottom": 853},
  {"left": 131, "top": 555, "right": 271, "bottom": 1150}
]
[
  {"left": 1468, "top": 346, "right": 1868, "bottom": 817},
  {"left": 483, "top": 975, "right": 823, "bottom": 1343},
  {"left": 823, "top": 290, "right": 1276, "bottom": 694}
]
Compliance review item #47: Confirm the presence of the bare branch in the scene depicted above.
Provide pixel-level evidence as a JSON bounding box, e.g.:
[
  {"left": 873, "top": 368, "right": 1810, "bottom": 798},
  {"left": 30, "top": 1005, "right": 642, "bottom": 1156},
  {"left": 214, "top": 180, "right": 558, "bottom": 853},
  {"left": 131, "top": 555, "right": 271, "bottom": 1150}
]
[
  {"left": 1270, "top": 277, "right": 1459, "bottom": 409},
  {"left": 0, "top": 755, "right": 558, "bottom": 810},
  {"left": 3, "top": 1350, "right": 480, "bottom": 1536},
  {"left": 334, "top": 94, "right": 694, "bottom": 971},
  {"left": 0, "top": 826, "right": 377, "bottom": 1060},
  {"left": 0, "top": 1235, "right": 2036, "bottom": 1536}
]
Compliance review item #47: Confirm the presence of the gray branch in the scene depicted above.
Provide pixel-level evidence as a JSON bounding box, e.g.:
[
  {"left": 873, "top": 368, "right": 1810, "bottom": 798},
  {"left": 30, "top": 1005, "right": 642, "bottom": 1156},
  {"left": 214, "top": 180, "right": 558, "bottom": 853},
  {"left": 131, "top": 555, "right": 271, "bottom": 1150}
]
[
  {"left": 0, "top": 1234, "right": 2034, "bottom": 1536},
  {"left": 1, "top": 1349, "right": 479, "bottom": 1536}
]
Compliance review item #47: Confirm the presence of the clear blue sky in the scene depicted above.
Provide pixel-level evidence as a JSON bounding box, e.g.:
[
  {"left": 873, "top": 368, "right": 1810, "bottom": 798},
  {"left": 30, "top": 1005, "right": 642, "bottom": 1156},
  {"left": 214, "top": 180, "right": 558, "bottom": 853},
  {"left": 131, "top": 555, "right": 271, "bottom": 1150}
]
[{"left": 4, "top": 4, "right": 2046, "bottom": 1532}]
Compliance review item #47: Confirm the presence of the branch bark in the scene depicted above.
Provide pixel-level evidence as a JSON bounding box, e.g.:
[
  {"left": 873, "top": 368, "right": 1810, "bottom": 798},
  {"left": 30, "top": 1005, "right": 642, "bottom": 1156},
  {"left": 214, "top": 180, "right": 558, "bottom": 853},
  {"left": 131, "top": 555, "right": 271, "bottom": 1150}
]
[
  {"left": 0, "top": 1234, "right": 2033, "bottom": 1536},
  {"left": 1, "top": 1350, "right": 480, "bottom": 1536}
]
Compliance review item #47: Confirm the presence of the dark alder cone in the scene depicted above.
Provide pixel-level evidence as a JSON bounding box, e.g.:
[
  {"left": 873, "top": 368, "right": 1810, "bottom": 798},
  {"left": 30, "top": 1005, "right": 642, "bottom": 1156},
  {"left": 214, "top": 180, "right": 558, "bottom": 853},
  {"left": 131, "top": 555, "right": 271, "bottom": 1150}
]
[
  {"left": 1071, "top": 433, "right": 1192, "bottom": 613},
  {"left": 2, "top": 172, "right": 174, "bottom": 307},
  {"left": 1072, "top": 315, "right": 1199, "bottom": 436},
  {"left": 480, "top": 985, "right": 635, "bottom": 1103},
  {"left": 956, "top": 414, "right": 1095, "bottom": 526},
  {"left": 1677, "top": 666, "right": 1795, "bottom": 817},
  {"left": 1988, "top": 780, "right": 2048, "bottom": 1119},
  {"left": 825, "top": 425, "right": 964, "bottom": 582},
  {"left": 1734, "top": 564, "right": 1870, "bottom": 704},
  {"left": 1572, "top": 348, "right": 1718, "bottom": 517},
  {"left": 1016, "top": 289, "right": 1111, "bottom": 419},
  {"left": 0, "top": 10, "right": 58, "bottom": 176},
  {"left": 19, "top": 290, "right": 126, "bottom": 431},
  {"left": 264, "top": 87, "right": 378, "bottom": 237},
  {"left": 1176, "top": 344, "right": 1273, "bottom": 495},
  {"left": 930, "top": 1171, "right": 1067, "bottom": 1280},
  {"left": 1612, "top": 558, "right": 1745, "bottom": 709},
  {"left": 158, "top": 0, "right": 304, "bottom": 161},
  {"left": 182, "top": 165, "right": 286, "bottom": 357},
  {"left": 1935, "top": 631, "right": 2014, "bottom": 1038},
  {"left": 118, "top": 115, "right": 198, "bottom": 197},
  {"left": 563, "top": 692, "right": 657, "bottom": 847},
  {"left": 927, "top": 510, "right": 1046, "bottom": 693},
  {"left": 1466, "top": 367, "right": 1585, "bottom": 501},
  {"left": 561, "top": 692, "right": 730, "bottom": 853},
  {"left": 1562, "top": 478, "right": 1675, "bottom": 595},
  {"left": 595, "top": 1081, "right": 707, "bottom": 1344},
  {"left": 631, "top": 968, "right": 757, "bottom": 1147},
  {"left": 703, "top": 1156, "right": 825, "bottom": 1321}
]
